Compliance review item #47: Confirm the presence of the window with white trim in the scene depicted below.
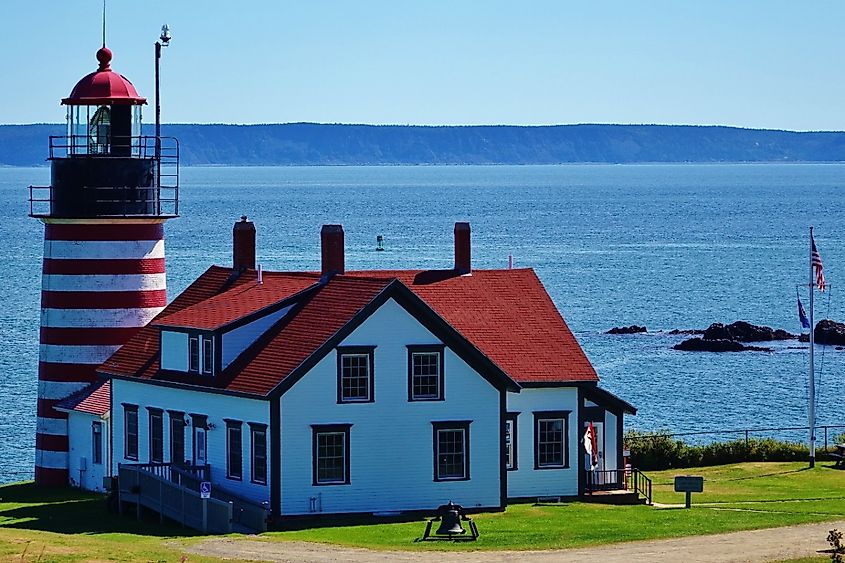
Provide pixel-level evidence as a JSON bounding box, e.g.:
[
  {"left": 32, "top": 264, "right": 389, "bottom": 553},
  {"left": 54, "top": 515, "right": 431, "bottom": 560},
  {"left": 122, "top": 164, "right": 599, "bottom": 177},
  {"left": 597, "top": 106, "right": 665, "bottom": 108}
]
[
  {"left": 312, "top": 424, "right": 351, "bottom": 485},
  {"left": 433, "top": 421, "right": 470, "bottom": 481},
  {"left": 226, "top": 420, "right": 243, "bottom": 480},
  {"left": 505, "top": 413, "right": 519, "bottom": 470},
  {"left": 202, "top": 337, "right": 214, "bottom": 375},
  {"left": 534, "top": 410, "right": 569, "bottom": 469},
  {"left": 189, "top": 337, "right": 200, "bottom": 372},
  {"left": 408, "top": 345, "right": 444, "bottom": 401},
  {"left": 124, "top": 404, "right": 138, "bottom": 461},
  {"left": 250, "top": 423, "right": 267, "bottom": 485},
  {"left": 337, "top": 347, "right": 375, "bottom": 403},
  {"left": 91, "top": 421, "right": 103, "bottom": 465},
  {"left": 149, "top": 408, "right": 164, "bottom": 463}
]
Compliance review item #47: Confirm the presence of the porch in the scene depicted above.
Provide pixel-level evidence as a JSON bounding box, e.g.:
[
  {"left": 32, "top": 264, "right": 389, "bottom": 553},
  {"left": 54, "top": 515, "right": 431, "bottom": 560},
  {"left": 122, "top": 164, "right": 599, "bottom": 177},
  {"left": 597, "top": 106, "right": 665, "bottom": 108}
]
[{"left": 584, "top": 468, "right": 652, "bottom": 505}]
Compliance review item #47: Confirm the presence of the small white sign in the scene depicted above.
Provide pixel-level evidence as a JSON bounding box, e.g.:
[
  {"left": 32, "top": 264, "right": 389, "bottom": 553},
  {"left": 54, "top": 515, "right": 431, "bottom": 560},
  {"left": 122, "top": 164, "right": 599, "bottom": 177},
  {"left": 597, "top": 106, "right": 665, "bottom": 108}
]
[
  {"left": 623, "top": 449, "right": 631, "bottom": 457},
  {"left": 200, "top": 481, "right": 212, "bottom": 499}
]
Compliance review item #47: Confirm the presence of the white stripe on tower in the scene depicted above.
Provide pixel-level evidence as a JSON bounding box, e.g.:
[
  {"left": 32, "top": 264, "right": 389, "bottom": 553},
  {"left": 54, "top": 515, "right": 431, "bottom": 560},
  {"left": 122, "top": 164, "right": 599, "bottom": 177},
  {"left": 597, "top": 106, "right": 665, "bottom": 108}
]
[{"left": 35, "top": 220, "right": 167, "bottom": 486}]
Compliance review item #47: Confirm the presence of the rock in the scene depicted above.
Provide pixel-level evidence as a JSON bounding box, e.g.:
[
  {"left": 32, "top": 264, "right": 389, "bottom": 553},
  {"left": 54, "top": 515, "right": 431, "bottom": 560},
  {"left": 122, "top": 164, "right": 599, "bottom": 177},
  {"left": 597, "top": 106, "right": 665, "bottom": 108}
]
[
  {"left": 606, "top": 325, "right": 647, "bottom": 335},
  {"left": 673, "top": 338, "right": 772, "bottom": 352},
  {"left": 702, "top": 321, "right": 796, "bottom": 342},
  {"left": 815, "top": 319, "right": 845, "bottom": 346},
  {"left": 799, "top": 334, "right": 809, "bottom": 342},
  {"left": 668, "top": 329, "right": 705, "bottom": 335}
]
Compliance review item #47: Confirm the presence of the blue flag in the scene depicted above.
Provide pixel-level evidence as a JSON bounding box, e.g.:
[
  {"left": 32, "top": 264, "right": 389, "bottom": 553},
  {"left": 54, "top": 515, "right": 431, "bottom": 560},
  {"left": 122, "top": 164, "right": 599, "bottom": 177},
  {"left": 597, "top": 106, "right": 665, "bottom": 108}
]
[{"left": 797, "top": 291, "right": 810, "bottom": 329}]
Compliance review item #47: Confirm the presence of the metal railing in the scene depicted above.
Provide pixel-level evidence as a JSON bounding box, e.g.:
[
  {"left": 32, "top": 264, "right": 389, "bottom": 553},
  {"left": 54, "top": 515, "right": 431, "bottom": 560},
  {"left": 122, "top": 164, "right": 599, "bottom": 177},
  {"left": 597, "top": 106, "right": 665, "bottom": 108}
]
[
  {"left": 118, "top": 463, "right": 231, "bottom": 533},
  {"left": 117, "top": 462, "right": 268, "bottom": 533},
  {"left": 48, "top": 135, "right": 179, "bottom": 163},
  {"left": 29, "top": 184, "right": 179, "bottom": 217},
  {"left": 586, "top": 468, "right": 652, "bottom": 505},
  {"left": 627, "top": 424, "right": 845, "bottom": 451}
]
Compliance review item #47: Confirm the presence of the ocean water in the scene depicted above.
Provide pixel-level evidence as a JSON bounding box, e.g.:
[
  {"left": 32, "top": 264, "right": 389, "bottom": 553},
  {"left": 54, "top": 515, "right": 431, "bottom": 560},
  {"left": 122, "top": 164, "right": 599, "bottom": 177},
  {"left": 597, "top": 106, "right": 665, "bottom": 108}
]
[{"left": 1, "top": 164, "right": 844, "bottom": 483}]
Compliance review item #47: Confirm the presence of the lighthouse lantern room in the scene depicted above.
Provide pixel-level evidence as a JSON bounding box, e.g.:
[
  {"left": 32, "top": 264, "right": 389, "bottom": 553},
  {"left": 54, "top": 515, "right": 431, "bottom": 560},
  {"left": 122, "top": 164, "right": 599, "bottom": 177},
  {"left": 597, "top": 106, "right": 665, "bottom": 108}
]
[{"left": 29, "top": 43, "right": 179, "bottom": 486}]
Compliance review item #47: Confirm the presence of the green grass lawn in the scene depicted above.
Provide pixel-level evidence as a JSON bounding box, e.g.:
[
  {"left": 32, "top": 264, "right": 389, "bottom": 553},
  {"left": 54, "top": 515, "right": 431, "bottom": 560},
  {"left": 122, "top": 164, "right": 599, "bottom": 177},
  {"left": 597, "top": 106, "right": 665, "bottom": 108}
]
[
  {"left": 1, "top": 461, "right": 843, "bottom": 560},
  {"left": 265, "top": 461, "right": 845, "bottom": 550}
]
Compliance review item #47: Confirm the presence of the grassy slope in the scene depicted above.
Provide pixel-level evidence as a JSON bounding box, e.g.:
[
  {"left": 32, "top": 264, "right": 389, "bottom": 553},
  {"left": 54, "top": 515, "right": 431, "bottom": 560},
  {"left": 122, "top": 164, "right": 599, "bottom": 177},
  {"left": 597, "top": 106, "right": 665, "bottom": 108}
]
[{"left": 1, "top": 462, "right": 843, "bottom": 559}]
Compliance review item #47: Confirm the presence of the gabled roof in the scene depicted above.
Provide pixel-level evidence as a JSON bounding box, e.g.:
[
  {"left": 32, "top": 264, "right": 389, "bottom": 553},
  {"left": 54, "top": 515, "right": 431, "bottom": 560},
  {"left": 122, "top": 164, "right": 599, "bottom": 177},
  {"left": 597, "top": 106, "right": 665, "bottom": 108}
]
[
  {"left": 101, "top": 265, "right": 599, "bottom": 397},
  {"left": 155, "top": 271, "right": 319, "bottom": 330},
  {"left": 346, "top": 269, "right": 598, "bottom": 384},
  {"left": 55, "top": 380, "right": 111, "bottom": 416}
]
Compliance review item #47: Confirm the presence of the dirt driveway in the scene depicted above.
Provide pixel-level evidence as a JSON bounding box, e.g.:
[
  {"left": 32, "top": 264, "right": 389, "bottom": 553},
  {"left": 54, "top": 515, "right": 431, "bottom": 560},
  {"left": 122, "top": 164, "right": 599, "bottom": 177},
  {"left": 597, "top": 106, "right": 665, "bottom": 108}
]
[{"left": 185, "top": 519, "right": 845, "bottom": 562}]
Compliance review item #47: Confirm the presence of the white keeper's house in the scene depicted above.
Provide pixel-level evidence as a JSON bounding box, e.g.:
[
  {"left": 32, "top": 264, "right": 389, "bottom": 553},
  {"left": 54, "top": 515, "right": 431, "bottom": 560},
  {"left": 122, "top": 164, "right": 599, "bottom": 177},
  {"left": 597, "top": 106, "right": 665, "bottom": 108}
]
[{"left": 59, "top": 219, "right": 636, "bottom": 519}]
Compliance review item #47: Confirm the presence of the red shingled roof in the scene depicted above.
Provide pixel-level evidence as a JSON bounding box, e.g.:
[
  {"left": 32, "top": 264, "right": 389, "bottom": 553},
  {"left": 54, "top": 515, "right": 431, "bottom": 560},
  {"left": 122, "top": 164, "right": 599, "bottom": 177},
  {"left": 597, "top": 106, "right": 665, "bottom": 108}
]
[
  {"left": 101, "top": 265, "right": 598, "bottom": 396},
  {"left": 156, "top": 271, "right": 318, "bottom": 330},
  {"left": 56, "top": 379, "right": 111, "bottom": 416},
  {"left": 347, "top": 269, "right": 598, "bottom": 384}
]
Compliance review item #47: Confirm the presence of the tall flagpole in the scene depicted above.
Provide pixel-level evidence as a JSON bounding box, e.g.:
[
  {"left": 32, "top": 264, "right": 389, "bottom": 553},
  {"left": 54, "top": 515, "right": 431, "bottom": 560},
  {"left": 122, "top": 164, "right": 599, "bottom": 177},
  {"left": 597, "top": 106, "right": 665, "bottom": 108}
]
[{"left": 808, "top": 226, "right": 816, "bottom": 468}]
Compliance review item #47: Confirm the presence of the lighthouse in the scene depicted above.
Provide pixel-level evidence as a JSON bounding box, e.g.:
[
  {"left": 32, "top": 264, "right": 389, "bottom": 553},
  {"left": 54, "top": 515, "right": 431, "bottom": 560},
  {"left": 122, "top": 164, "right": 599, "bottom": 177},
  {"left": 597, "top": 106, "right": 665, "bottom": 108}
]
[{"left": 29, "top": 44, "right": 178, "bottom": 486}]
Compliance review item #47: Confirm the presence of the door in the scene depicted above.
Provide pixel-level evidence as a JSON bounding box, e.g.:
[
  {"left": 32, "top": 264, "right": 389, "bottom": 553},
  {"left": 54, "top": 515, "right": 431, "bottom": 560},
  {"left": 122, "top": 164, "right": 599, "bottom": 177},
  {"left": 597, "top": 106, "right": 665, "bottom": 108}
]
[{"left": 585, "top": 421, "right": 611, "bottom": 488}]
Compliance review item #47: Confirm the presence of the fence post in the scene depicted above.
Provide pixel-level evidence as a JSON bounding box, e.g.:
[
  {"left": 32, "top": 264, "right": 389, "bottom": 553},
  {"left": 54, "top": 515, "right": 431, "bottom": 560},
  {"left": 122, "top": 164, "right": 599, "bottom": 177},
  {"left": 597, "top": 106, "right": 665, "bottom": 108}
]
[{"left": 825, "top": 427, "right": 828, "bottom": 452}]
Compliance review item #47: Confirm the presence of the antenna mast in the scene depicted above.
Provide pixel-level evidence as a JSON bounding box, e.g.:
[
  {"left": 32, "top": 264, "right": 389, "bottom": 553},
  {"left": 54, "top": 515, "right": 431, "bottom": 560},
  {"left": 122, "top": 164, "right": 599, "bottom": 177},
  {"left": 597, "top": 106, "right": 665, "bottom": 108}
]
[{"left": 102, "top": 0, "right": 107, "bottom": 46}]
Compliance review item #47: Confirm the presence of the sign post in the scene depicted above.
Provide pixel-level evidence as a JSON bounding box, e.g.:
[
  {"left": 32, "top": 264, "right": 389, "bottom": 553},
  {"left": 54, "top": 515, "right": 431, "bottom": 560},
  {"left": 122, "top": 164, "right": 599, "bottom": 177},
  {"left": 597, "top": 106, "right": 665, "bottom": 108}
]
[{"left": 674, "top": 475, "right": 704, "bottom": 508}]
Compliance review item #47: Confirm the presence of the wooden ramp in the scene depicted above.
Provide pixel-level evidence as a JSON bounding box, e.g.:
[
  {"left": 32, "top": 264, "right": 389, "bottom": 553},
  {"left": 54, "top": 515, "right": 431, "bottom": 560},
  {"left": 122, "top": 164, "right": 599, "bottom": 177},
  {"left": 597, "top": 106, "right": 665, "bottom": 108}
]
[{"left": 117, "top": 463, "right": 268, "bottom": 534}]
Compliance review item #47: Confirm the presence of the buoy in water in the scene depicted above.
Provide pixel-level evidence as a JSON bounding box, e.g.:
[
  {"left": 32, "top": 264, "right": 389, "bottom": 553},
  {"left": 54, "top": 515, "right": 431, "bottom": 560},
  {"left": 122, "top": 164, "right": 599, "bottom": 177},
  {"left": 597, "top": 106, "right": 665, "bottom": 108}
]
[{"left": 376, "top": 235, "right": 385, "bottom": 251}]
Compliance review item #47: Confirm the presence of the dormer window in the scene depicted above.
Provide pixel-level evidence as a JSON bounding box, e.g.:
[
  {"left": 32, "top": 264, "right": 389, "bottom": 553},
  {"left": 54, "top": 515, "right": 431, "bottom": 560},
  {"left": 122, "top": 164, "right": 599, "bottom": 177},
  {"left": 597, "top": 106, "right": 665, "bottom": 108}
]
[
  {"left": 189, "top": 337, "right": 200, "bottom": 372},
  {"left": 202, "top": 337, "right": 214, "bottom": 375},
  {"left": 161, "top": 330, "right": 216, "bottom": 375}
]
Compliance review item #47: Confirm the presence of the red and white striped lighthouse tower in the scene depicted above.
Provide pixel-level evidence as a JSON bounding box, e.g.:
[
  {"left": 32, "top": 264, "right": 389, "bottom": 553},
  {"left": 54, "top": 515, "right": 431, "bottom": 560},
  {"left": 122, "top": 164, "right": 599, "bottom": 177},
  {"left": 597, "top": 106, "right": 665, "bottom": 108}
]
[{"left": 29, "top": 44, "right": 179, "bottom": 485}]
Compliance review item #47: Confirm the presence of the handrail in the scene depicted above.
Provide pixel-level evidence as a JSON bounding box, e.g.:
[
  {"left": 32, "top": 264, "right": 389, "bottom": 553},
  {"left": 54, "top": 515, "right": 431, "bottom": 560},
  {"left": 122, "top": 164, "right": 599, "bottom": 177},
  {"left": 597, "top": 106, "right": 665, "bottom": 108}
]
[{"left": 633, "top": 469, "right": 652, "bottom": 505}]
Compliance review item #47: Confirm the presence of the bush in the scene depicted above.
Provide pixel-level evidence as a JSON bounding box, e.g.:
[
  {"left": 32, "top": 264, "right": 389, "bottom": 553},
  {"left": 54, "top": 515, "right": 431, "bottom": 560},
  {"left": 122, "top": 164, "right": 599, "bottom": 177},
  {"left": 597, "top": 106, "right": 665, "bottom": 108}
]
[{"left": 625, "top": 430, "right": 809, "bottom": 470}]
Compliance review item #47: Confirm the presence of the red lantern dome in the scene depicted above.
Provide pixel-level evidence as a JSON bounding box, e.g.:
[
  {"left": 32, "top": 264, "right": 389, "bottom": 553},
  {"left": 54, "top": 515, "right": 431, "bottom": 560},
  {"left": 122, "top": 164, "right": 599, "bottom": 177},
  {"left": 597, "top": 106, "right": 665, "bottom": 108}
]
[{"left": 62, "top": 46, "right": 147, "bottom": 106}]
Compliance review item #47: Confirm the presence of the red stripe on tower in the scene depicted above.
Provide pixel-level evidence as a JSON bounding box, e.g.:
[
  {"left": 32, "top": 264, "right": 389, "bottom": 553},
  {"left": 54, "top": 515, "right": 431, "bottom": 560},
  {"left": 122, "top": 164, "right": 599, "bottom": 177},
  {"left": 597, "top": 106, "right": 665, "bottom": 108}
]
[{"left": 43, "top": 258, "right": 166, "bottom": 275}]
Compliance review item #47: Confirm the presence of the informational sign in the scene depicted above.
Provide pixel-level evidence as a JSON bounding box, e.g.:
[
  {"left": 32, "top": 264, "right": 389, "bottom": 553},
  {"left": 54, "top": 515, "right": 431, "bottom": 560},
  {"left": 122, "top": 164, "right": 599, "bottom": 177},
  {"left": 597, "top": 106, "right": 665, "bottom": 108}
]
[
  {"left": 200, "top": 481, "right": 212, "bottom": 499},
  {"left": 674, "top": 475, "right": 704, "bottom": 508},
  {"left": 674, "top": 476, "right": 704, "bottom": 493}
]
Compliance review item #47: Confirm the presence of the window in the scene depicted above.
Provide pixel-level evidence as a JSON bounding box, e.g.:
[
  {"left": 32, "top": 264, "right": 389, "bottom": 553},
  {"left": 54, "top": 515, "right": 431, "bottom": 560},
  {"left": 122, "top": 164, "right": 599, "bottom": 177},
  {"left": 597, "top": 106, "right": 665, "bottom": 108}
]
[
  {"left": 336, "top": 347, "right": 375, "bottom": 403},
  {"left": 91, "top": 421, "right": 103, "bottom": 465},
  {"left": 124, "top": 404, "right": 138, "bottom": 461},
  {"left": 169, "top": 411, "right": 185, "bottom": 465},
  {"left": 202, "top": 337, "right": 214, "bottom": 375},
  {"left": 149, "top": 408, "right": 164, "bottom": 463},
  {"left": 534, "top": 411, "right": 570, "bottom": 469},
  {"left": 250, "top": 423, "right": 267, "bottom": 484},
  {"left": 312, "top": 424, "right": 351, "bottom": 485},
  {"left": 407, "top": 345, "right": 444, "bottom": 401},
  {"left": 433, "top": 421, "right": 470, "bottom": 481},
  {"left": 505, "top": 413, "right": 519, "bottom": 470},
  {"left": 189, "top": 337, "right": 200, "bottom": 372},
  {"left": 226, "top": 420, "right": 243, "bottom": 480}
]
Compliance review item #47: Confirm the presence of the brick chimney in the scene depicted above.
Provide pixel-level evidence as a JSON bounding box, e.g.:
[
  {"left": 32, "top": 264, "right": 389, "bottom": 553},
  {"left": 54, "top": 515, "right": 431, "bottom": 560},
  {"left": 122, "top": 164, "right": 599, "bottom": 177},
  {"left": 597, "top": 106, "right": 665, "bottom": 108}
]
[
  {"left": 233, "top": 216, "right": 256, "bottom": 271},
  {"left": 454, "top": 222, "right": 471, "bottom": 274},
  {"left": 321, "top": 224, "right": 345, "bottom": 276}
]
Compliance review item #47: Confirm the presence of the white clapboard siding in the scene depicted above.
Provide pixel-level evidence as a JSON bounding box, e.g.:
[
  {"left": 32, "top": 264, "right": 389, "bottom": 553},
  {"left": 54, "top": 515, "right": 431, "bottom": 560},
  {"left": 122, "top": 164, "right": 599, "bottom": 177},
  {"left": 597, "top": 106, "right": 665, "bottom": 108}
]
[
  {"left": 67, "top": 411, "right": 110, "bottom": 492},
  {"left": 505, "top": 387, "right": 579, "bottom": 498},
  {"left": 280, "top": 297, "right": 502, "bottom": 516},
  {"left": 160, "top": 331, "right": 189, "bottom": 371},
  {"left": 111, "top": 379, "right": 270, "bottom": 504},
  {"left": 221, "top": 304, "right": 294, "bottom": 369}
]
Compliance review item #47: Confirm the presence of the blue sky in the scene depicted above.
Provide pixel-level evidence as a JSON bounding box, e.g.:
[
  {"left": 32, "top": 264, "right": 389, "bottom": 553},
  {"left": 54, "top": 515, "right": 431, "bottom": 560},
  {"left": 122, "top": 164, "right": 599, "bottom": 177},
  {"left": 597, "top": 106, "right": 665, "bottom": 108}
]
[{"left": 2, "top": 1, "right": 843, "bottom": 130}]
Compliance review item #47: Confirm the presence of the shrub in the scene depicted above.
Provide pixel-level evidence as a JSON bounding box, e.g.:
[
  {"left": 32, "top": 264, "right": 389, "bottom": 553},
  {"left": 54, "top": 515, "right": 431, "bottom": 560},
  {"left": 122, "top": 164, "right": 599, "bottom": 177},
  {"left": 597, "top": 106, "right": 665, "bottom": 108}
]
[{"left": 625, "top": 430, "right": 809, "bottom": 470}]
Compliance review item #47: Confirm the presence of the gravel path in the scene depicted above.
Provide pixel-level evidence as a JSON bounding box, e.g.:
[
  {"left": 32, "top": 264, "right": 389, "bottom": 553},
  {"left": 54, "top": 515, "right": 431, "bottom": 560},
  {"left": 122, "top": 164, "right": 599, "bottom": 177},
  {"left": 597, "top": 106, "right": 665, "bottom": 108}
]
[{"left": 185, "top": 519, "right": 845, "bottom": 563}]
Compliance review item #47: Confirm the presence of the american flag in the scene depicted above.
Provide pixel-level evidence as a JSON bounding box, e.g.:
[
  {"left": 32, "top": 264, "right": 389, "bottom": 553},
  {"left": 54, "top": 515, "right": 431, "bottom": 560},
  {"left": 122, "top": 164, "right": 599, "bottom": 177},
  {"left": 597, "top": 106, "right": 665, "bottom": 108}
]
[{"left": 812, "top": 234, "right": 826, "bottom": 292}]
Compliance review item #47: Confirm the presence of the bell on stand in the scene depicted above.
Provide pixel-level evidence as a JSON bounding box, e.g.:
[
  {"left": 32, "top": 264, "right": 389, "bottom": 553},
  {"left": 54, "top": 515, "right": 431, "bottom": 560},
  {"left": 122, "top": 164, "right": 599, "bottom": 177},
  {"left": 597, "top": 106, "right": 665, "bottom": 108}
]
[{"left": 420, "top": 500, "right": 479, "bottom": 541}]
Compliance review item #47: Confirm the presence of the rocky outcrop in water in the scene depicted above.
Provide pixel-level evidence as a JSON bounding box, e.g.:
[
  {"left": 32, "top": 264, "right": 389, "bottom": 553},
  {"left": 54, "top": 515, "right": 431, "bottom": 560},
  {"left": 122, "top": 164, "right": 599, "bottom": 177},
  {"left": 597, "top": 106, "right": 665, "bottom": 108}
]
[
  {"left": 668, "top": 329, "right": 705, "bottom": 335},
  {"left": 607, "top": 325, "right": 647, "bottom": 334},
  {"left": 702, "top": 321, "right": 795, "bottom": 342},
  {"left": 815, "top": 319, "right": 845, "bottom": 346},
  {"left": 673, "top": 338, "right": 772, "bottom": 352}
]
